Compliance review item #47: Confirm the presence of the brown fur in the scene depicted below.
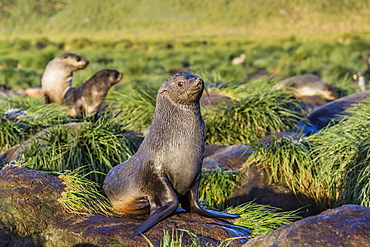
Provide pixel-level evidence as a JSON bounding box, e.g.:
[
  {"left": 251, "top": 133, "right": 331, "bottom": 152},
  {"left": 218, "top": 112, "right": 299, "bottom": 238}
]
[
  {"left": 63, "top": 69, "right": 122, "bottom": 118},
  {"left": 41, "top": 53, "right": 89, "bottom": 104}
]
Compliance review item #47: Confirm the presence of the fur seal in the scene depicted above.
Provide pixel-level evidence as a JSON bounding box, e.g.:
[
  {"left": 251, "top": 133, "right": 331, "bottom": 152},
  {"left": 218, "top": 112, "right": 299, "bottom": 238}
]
[
  {"left": 274, "top": 74, "right": 339, "bottom": 100},
  {"left": 103, "top": 72, "right": 238, "bottom": 235},
  {"left": 41, "top": 53, "right": 89, "bottom": 104},
  {"left": 63, "top": 69, "right": 122, "bottom": 119}
]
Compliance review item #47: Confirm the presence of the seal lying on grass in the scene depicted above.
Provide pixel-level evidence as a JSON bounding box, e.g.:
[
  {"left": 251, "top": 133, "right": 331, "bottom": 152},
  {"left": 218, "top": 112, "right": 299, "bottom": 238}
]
[
  {"left": 41, "top": 53, "right": 89, "bottom": 104},
  {"left": 63, "top": 69, "right": 122, "bottom": 118},
  {"left": 103, "top": 72, "right": 239, "bottom": 235},
  {"left": 274, "top": 74, "right": 339, "bottom": 100}
]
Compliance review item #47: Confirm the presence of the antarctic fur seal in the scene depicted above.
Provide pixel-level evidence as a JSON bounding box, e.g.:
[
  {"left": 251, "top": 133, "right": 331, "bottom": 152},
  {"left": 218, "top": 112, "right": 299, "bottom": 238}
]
[
  {"left": 41, "top": 53, "right": 89, "bottom": 104},
  {"left": 63, "top": 69, "right": 122, "bottom": 119},
  {"left": 103, "top": 72, "right": 238, "bottom": 234},
  {"left": 274, "top": 74, "right": 339, "bottom": 100}
]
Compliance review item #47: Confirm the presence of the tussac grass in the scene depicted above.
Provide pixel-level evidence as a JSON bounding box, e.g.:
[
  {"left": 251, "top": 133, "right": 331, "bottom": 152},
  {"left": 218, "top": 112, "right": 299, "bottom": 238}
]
[
  {"left": 58, "top": 168, "right": 119, "bottom": 216},
  {"left": 246, "top": 99, "right": 370, "bottom": 210},
  {"left": 22, "top": 116, "right": 141, "bottom": 184},
  {"left": 227, "top": 202, "right": 301, "bottom": 238},
  {"left": 245, "top": 136, "right": 314, "bottom": 199},
  {"left": 105, "top": 84, "right": 157, "bottom": 134},
  {"left": 143, "top": 229, "right": 244, "bottom": 247},
  {"left": 0, "top": 96, "right": 70, "bottom": 151},
  {"left": 199, "top": 168, "right": 244, "bottom": 210},
  {"left": 204, "top": 89, "right": 302, "bottom": 145}
]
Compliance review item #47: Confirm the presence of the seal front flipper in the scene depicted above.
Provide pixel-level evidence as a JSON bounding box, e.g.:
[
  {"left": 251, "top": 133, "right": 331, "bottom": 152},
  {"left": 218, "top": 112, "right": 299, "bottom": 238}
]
[
  {"left": 133, "top": 174, "right": 179, "bottom": 235},
  {"left": 186, "top": 176, "right": 239, "bottom": 219}
]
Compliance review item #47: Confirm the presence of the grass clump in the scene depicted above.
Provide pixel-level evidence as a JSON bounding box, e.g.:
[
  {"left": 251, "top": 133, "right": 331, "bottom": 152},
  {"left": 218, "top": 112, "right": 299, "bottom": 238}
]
[
  {"left": 245, "top": 136, "right": 315, "bottom": 198},
  {"left": 0, "top": 96, "right": 69, "bottom": 151},
  {"left": 227, "top": 202, "right": 301, "bottom": 238},
  {"left": 243, "top": 98, "right": 370, "bottom": 210},
  {"left": 340, "top": 137, "right": 370, "bottom": 207},
  {"left": 106, "top": 84, "right": 157, "bottom": 134},
  {"left": 143, "top": 229, "right": 242, "bottom": 247},
  {"left": 308, "top": 99, "right": 370, "bottom": 208},
  {"left": 199, "top": 168, "right": 244, "bottom": 210},
  {"left": 57, "top": 168, "right": 118, "bottom": 216},
  {"left": 204, "top": 89, "right": 301, "bottom": 145},
  {"left": 23, "top": 116, "right": 141, "bottom": 184}
]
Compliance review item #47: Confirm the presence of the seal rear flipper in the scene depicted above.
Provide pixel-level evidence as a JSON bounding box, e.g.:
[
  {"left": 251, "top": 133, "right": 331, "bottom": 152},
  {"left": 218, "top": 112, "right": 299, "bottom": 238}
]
[
  {"left": 186, "top": 176, "right": 239, "bottom": 219},
  {"left": 132, "top": 175, "right": 179, "bottom": 235}
]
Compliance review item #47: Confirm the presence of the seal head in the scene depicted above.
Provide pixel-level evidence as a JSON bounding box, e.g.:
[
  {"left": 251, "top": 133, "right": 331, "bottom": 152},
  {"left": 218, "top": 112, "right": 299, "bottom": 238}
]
[{"left": 42, "top": 53, "right": 89, "bottom": 104}]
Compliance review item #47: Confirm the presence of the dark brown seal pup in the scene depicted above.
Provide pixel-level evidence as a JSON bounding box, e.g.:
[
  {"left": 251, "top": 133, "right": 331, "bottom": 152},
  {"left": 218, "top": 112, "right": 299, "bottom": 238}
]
[
  {"left": 42, "top": 53, "right": 89, "bottom": 104},
  {"left": 274, "top": 74, "right": 339, "bottom": 100},
  {"left": 63, "top": 69, "right": 122, "bottom": 118},
  {"left": 103, "top": 72, "right": 238, "bottom": 235}
]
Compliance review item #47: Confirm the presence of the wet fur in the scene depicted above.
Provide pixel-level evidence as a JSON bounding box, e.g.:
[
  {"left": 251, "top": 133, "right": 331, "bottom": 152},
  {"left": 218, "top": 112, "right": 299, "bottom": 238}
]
[
  {"left": 63, "top": 69, "right": 122, "bottom": 118},
  {"left": 103, "top": 72, "right": 238, "bottom": 235},
  {"left": 42, "top": 53, "right": 89, "bottom": 104}
]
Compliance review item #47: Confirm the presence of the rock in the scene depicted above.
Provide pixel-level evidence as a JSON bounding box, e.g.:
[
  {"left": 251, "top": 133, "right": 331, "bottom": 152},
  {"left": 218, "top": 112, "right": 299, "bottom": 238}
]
[
  {"left": 243, "top": 204, "right": 370, "bottom": 247},
  {"left": 0, "top": 166, "right": 249, "bottom": 246},
  {"left": 274, "top": 74, "right": 339, "bottom": 100},
  {"left": 202, "top": 144, "right": 252, "bottom": 171},
  {"left": 204, "top": 144, "right": 227, "bottom": 158},
  {"left": 298, "top": 91, "right": 370, "bottom": 135},
  {"left": 200, "top": 90, "right": 233, "bottom": 108}
]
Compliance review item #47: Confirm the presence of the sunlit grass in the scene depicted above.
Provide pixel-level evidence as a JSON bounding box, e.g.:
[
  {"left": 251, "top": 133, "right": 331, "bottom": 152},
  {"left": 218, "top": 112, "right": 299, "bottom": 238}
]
[
  {"left": 0, "top": 96, "right": 70, "bottom": 151},
  {"left": 199, "top": 168, "right": 244, "bottom": 210},
  {"left": 143, "top": 228, "right": 245, "bottom": 247},
  {"left": 106, "top": 84, "right": 157, "bottom": 134},
  {"left": 245, "top": 136, "right": 314, "bottom": 199},
  {"left": 227, "top": 202, "right": 301, "bottom": 238},
  {"left": 57, "top": 168, "right": 118, "bottom": 216},
  {"left": 22, "top": 116, "right": 141, "bottom": 184},
  {"left": 204, "top": 89, "right": 302, "bottom": 145}
]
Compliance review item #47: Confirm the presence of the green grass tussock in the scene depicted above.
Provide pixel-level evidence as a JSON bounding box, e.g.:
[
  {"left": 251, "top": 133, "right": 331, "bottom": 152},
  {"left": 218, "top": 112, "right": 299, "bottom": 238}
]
[
  {"left": 57, "top": 168, "right": 118, "bottom": 216},
  {"left": 0, "top": 96, "right": 70, "bottom": 151},
  {"left": 309, "top": 99, "right": 370, "bottom": 208},
  {"left": 199, "top": 168, "right": 244, "bottom": 210},
  {"left": 22, "top": 116, "right": 141, "bottom": 184},
  {"left": 227, "top": 202, "right": 301, "bottom": 238},
  {"left": 246, "top": 99, "right": 370, "bottom": 210},
  {"left": 245, "top": 136, "right": 314, "bottom": 198},
  {"left": 204, "top": 89, "right": 302, "bottom": 145},
  {"left": 143, "top": 228, "right": 244, "bottom": 247},
  {"left": 106, "top": 84, "right": 157, "bottom": 134}
]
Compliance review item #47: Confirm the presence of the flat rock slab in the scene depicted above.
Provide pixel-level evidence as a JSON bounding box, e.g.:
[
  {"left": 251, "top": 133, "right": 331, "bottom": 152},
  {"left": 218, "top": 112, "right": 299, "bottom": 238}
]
[
  {"left": 243, "top": 204, "right": 370, "bottom": 247},
  {"left": 0, "top": 166, "right": 249, "bottom": 246}
]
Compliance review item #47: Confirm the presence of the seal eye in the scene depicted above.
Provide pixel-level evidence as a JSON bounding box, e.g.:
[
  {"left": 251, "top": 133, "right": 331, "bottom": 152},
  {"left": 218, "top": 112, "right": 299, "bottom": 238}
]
[{"left": 178, "top": 81, "right": 184, "bottom": 87}]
